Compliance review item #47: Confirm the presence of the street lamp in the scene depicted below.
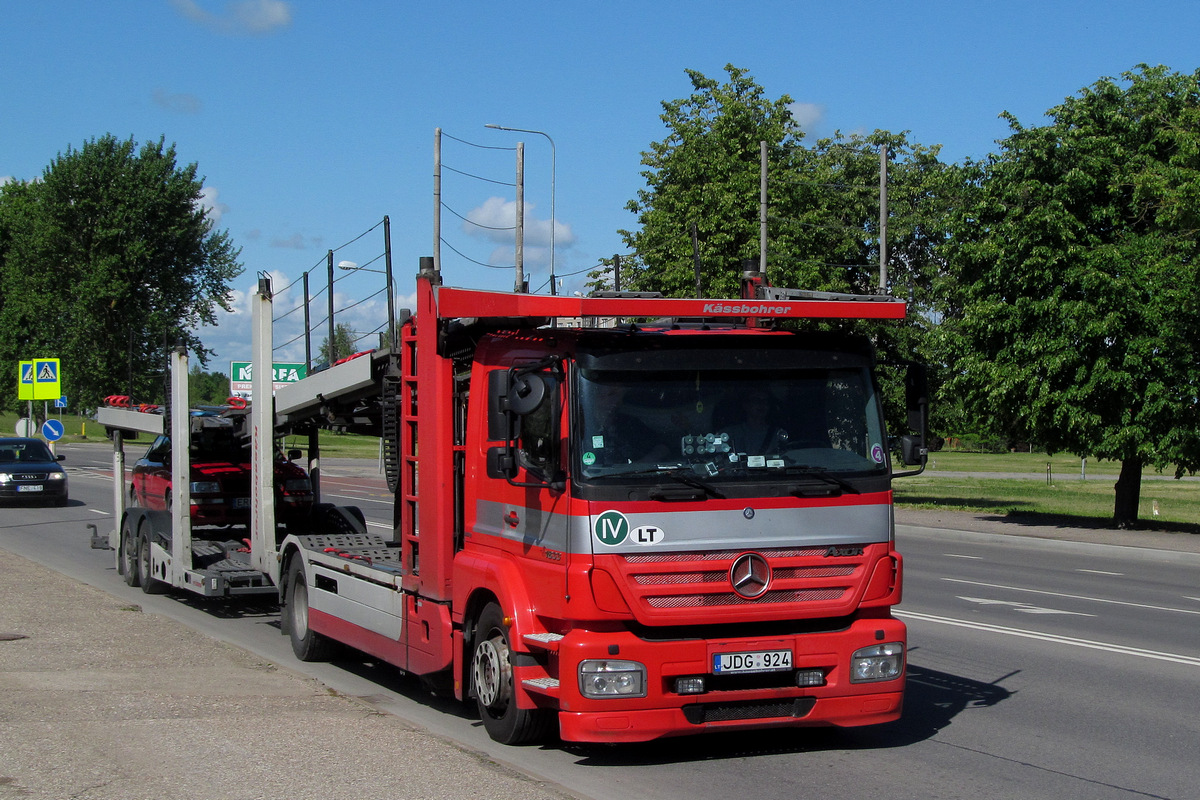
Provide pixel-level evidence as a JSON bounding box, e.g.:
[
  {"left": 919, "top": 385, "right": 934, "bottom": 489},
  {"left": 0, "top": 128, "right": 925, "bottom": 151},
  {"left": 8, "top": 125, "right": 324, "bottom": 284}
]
[
  {"left": 486, "top": 123, "right": 557, "bottom": 295},
  {"left": 337, "top": 259, "right": 396, "bottom": 350}
]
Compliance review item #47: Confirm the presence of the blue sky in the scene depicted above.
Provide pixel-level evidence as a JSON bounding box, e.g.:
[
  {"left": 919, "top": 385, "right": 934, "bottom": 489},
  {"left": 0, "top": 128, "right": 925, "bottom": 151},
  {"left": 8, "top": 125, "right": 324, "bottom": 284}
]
[{"left": 4, "top": 0, "right": 1200, "bottom": 372}]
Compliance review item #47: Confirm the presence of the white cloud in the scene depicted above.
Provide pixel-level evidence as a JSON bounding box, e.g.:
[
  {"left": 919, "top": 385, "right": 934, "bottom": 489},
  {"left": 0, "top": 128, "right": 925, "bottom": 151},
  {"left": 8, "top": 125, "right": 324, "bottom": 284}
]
[
  {"left": 198, "top": 186, "right": 228, "bottom": 225},
  {"left": 788, "top": 101, "right": 826, "bottom": 133},
  {"left": 461, "top": 196, "right": 576, "bottom": 270},
  {"left": 170, "top": 0, "right": 292, "bottom": 35}
]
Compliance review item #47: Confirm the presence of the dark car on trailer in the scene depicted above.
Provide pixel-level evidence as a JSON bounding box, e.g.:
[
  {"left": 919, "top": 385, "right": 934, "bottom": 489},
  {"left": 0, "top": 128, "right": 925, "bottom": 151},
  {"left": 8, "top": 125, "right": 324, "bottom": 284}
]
[{"left": 0, "top": 437, "right": 68, "bottom": 507}]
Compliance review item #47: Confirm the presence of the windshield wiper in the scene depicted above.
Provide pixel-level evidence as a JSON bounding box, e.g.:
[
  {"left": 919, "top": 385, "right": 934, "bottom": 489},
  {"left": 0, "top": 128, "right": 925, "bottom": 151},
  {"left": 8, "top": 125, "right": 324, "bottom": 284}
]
[
  {"left": 785, "top": 466, "right": 861, "bottom": 497},
  {"left": 607, "top": 465, "right": 725, "bottom": 499}
]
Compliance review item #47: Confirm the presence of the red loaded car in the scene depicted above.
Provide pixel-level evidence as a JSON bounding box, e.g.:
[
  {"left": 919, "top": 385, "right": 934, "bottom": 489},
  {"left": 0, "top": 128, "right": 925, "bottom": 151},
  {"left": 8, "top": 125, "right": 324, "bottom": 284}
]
[{"left": 130, "top": 414, "right": 313, "bottom": 529}]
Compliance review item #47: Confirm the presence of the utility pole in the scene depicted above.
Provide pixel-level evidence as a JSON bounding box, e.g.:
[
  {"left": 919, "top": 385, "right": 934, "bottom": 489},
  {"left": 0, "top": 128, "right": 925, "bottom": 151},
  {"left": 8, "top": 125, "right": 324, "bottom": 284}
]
[
  {"left": 760, "top": 140, "right": 768, "bottom": 278},
  {"left": 879, "top": 143, "right": 889, "bottom": 294},
  {"left": 515, "top": 142, "right": 525, "bottom": 293}
]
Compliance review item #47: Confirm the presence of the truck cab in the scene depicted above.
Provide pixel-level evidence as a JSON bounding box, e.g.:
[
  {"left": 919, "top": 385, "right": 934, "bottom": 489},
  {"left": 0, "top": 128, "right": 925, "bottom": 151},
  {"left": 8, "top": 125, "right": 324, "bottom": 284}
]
[{"left": 455, "top": 317, "right": 913, "bottom": 742}]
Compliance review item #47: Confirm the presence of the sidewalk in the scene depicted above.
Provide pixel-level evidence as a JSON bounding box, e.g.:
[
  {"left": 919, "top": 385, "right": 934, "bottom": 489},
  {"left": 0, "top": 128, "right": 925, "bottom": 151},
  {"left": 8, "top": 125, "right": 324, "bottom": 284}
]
[{"left": 0, "top": 551, "right": 572, "bottom": 800}]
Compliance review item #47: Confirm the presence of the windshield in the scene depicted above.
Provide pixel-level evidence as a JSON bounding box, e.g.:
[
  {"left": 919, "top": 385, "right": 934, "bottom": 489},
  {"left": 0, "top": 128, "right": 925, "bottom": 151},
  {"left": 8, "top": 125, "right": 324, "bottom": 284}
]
[{"left": 575, "top": 364, "right": 888, "bottom": 483}]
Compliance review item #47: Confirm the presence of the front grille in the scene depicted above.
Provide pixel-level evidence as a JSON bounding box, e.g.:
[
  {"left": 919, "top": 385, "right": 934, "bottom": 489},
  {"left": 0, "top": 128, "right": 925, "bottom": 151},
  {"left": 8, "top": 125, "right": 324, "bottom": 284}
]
[
  {"left": 647, "top": 587, "right": 846, "bottom": 608},
  {"left": 611, "top": 546, "right": 874, "bottom": 616},
  {"left": 682, "top": 697, "right": 816, "bottom": 724}
]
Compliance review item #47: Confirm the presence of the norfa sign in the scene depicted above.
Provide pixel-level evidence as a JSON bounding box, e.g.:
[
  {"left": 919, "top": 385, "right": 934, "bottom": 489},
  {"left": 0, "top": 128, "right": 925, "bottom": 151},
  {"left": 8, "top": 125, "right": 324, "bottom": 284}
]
[{"left": 229, "top": 361, "right": 307, "bottom": 398}]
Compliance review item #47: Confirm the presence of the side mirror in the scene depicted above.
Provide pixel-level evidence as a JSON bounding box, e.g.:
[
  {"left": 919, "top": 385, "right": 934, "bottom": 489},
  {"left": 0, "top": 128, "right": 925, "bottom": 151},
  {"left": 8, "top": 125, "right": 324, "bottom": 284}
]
[
  {"left": 905, "top": 364, "right": 929, "bottom": 433},
  {"left": 487, "top": 445, "right": 518, "bottom": 479},
  {"left": 287, "top": 448, "right": 302, "bottom": 462},
  {"left": 899, "top": 435, "right": 925, "bottom": 467}
]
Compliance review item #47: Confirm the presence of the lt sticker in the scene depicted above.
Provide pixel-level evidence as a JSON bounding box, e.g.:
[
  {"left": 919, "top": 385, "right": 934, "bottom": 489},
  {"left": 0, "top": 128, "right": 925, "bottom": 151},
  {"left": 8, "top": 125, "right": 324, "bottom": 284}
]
[
  {"left": 631, "top": 525, "right": 665, "bottom": 545},
  {"left": 594, "top": 510, "right": 629, "bottom": 546}
]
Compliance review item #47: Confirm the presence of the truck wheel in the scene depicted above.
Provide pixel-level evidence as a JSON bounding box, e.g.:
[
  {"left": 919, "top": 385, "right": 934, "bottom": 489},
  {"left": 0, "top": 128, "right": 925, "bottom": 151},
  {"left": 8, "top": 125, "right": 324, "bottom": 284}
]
[
  {"left": 285, "top": 558, "right": 336, "bottom": 661},
  {"left": 120, "top": 518, "right": 140, "bottom": 587},
  {"left": 137, "top": 531, "right": 166, "bottom": 594},
  {"left": 471, "top": 603, "right": 552, "bottom": 745}
]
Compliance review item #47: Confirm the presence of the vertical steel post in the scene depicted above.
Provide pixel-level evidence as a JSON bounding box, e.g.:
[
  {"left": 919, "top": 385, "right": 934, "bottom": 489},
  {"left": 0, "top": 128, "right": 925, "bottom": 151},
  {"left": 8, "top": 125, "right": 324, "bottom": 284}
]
[
  {"left": 384, "top": 215, "right": 396, "bottom": 349},
  {"left": 326, "top": 249, "right": 335, "bottom": 361},
  {"left": 515, "top": 142, "right": 525, "bottom": 293},
  {"left": 879, "top": 143, "right": 889, "bottom": 294},
  {"left": 760, "top": 140, "right": 768, "bottom": 278}
]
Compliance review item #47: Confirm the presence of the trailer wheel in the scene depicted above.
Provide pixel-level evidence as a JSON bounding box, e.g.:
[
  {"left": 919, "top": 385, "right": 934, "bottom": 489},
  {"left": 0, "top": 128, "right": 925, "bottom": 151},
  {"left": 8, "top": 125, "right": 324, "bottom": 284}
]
[
  {"left": 137, "top": 531, "right": 166, "bottom": 595},
  {"left": 120, "top": 517, "right": 140, "bottom": 587},
  {"left": 471, "top": 603, "right": 552, "bottom": 745},
  {"left": 285, "top": 558, "right": 336, "bottom": 661}
]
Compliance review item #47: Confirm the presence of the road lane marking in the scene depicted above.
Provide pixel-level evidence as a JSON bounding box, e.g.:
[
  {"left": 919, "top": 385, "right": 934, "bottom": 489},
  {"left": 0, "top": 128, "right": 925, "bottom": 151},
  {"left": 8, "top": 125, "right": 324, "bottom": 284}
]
[
  {"left": 941, "top": 577, "right": 1200, "bottom": 616},
  {"left": 957, "top": 596, "right": 1093, "bottom": 616},
  {"left": 1076, "top": 568, "right": 1123, "bottom": 576},
  {"left": 897, "top": 609, "right": 1200, "bottom": 667},
  {"left": 944, "top": 553, "right": 983, "bottom": 560}
]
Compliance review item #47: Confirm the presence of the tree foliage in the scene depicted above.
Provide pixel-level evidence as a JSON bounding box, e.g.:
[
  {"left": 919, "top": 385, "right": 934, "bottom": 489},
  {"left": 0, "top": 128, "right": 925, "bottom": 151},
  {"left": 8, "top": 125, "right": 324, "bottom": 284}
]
[
  {"left": 618, "top": 64, "right": 955, "bottom": 313},
  {"left": 189, "top": 366, "right": 233, "bottom": 407},
  {"left": 616, "top": 64, "right": 955, "bottom": 438},
  {"left": 0, "top": 135, "right": 242, "bottom": 410},
  {"left": 318, "top": 322, "right": 359, "bottom": 366},
  {"left": 938, "top": 65, "right": 1200, "bottom": 525}
]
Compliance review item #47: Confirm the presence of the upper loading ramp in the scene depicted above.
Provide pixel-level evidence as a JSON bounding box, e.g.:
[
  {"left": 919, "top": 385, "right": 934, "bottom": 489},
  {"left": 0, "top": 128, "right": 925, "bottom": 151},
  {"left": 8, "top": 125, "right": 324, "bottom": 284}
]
[{"left": 273, "top": 348, "right": 394, "bottom": 431}]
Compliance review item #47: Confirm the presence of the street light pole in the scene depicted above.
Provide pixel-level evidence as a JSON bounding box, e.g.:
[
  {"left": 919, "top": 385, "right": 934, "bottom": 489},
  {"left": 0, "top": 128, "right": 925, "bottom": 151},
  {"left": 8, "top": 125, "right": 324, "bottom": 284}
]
[{"left": 486, "top": 123, "right": 556, "bottom": 295}]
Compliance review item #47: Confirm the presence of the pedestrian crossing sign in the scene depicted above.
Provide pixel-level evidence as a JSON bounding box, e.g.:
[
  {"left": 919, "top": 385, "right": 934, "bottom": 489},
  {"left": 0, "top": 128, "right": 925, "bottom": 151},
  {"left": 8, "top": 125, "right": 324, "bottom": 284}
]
[
  {"left": 18, "top": 360, "right": 34, "bottom": 401},
  {"left": 16, "top": 357, "right": 61, "bottom": 401},
  {"left": 33, "top": 358, "right": 61, "bottom": 400}
]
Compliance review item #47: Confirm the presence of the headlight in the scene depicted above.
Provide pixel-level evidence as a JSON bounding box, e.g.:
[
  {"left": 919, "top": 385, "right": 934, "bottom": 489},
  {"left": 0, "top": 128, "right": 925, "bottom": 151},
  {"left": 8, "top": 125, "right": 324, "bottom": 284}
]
[
  {"left": 0, "top": 473, "right": 11, "bottom": 483},
  {"left": 283, "top": 478, "right": 312, "bottom": 493},
  {"left": 850, "top": 643, "right": 904, "bottom": 683},
  {"left": 190, "top": 481, "right": 221, "bottom": 494},
  {"left": 48, "top": 471, "right": 66, "bottom": 481},
  {"left": 579, "top": 659, "right": 646, "bottom": 698}
]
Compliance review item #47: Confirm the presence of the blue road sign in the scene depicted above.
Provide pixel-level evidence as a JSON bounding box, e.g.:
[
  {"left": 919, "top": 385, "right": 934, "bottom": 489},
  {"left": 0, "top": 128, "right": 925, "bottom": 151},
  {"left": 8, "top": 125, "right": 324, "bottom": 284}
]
[
  {"left": 42, "top": 419, "right": 65, "bottom": 441},
  {"left": 54, "top": 396, "right": 67, "bottom": 408}
]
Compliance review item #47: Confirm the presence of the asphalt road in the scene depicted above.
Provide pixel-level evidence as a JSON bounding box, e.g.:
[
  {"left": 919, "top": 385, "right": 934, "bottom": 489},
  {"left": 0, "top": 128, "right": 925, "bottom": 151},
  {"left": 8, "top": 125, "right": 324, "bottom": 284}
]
[{"left": 3, "top": 441, "right": 1199, "bottom": 799}]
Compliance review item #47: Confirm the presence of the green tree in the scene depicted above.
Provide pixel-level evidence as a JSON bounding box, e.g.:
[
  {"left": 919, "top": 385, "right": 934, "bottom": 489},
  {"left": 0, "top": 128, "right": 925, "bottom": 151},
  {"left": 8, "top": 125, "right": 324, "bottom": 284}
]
[
  {"left": 621, "top": 64, "right": 802, "bottom": 299},
  {"left": 189, "top": 366, "right": 232, "bottom": 407},
  {"left": 318, "top": 322, "right": 359, "bottom": 365},
  {"left": 0, "top": 135, "right": 242, "bottom": 411},
  {"left": 618, "top": 65, "right": 955, "bottom": 440},
  {"left": 619, "top": 65, "right": 955, "bottom": 310},
  {"left": 939, "top": 65, "right": 1200, "bottom": 526}
]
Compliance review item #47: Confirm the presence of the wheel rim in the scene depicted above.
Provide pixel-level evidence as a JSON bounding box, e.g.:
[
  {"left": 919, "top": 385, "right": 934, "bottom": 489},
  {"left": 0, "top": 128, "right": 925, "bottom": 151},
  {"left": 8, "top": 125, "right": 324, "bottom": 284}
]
[
  {"left": 473, "top": 634, "right": 511, "bottom": 710},
  {"left": 139, "top": 537, "right": 151, "bottom": 582},
  {"left": 293, "top": 580, "right": 310, "bottom": 636}
]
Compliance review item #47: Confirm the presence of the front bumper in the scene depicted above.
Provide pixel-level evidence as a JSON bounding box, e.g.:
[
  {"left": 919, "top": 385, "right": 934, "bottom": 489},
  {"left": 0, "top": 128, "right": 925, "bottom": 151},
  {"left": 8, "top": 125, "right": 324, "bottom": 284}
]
[{"left": 550, "top": 615, "right": 906, "bottom": 744}]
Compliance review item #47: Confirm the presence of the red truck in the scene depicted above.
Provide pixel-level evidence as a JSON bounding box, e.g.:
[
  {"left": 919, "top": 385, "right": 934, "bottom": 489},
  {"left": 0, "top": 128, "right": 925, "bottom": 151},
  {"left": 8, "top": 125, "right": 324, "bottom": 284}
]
[{"left": 268, "top": 259, "right": 928, "bottom": 744}]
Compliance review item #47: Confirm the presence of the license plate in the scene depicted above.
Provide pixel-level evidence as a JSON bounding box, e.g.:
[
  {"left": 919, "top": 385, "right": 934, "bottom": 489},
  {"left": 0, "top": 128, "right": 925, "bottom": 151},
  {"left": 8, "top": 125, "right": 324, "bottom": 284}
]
[
  {"left": 234, "top": 497, "right": 250, "bottom": 509},
  {"left": 712, "top": 649, "right": 792, "bottom": 674},
  {"left": 17, "top": 485, "right": 43, "bottom": 493}
]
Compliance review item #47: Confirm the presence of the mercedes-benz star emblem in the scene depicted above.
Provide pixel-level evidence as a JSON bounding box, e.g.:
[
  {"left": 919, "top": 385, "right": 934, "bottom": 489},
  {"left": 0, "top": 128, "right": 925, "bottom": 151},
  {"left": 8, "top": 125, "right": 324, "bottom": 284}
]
[{"left": 729, "top": 552, "right": 771, "bottom": 599}]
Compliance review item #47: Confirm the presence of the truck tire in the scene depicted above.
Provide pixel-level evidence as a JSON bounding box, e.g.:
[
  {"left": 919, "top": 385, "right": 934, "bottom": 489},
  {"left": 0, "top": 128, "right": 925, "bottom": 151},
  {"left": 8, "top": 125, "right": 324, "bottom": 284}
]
[
  {"left": 120, "top": 517, "right": 140, "bottom": 587},
  {"left": 285, "top": 558, "right": 336, "bottom": 661},
  {"left": 137, "top": 531, "right": 167, "bottom": 594},
  {"left": 471, "top": 603, "right": 553, "bottom": 745}
]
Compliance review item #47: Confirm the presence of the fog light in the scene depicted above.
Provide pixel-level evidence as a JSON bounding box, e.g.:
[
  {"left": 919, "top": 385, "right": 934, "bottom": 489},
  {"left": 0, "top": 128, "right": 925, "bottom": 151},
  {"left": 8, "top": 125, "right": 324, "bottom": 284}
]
[
  {"left": 795, "top": 669, "right": 825, "bottom": 688},
  {"left": 850, "top": 643, "right": 904, "bottom": 683},
  {"left": 579, "top": 659, "right": 646, "bottom": 698},
  {"left": 675, "top": 676, "right": 706, "bottom": 694}
]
